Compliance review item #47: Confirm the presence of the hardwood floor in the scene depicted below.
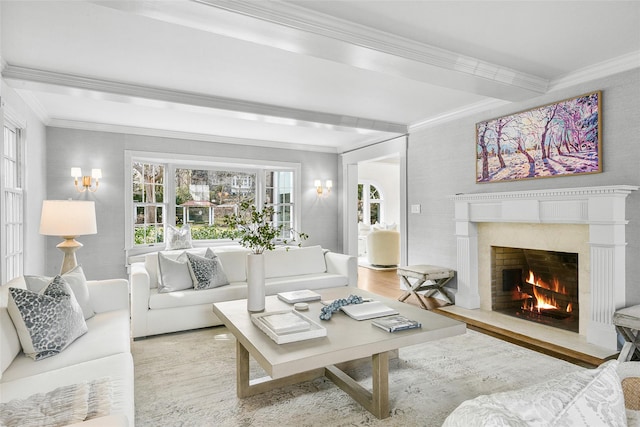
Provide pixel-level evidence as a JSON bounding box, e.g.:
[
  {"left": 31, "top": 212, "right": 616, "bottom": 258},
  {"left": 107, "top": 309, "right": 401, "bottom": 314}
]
[{"left": 357, "top": 266, "right": 604, "bottom": 367}]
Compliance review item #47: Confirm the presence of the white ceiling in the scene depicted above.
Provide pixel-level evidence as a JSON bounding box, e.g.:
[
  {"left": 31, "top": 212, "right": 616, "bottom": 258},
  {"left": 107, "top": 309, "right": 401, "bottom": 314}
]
[{"left": 2, "top": 1, "right": 639, "bottom": 153}]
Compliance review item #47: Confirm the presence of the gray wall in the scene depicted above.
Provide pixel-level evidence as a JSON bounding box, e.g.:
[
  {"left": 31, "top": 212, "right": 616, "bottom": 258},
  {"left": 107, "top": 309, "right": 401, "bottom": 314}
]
[
  {"left": 407, "top": 68, "right": 640, "bottom": 304},
  {"left": 44, "top": 129, "right": 340, "bottom": 280}
]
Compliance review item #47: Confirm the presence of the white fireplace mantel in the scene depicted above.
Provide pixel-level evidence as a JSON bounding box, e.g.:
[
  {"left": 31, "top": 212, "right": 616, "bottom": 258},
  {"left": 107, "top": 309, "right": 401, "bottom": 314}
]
[{"left": 449, "top": 185, "right": 638, "bottom": 351}]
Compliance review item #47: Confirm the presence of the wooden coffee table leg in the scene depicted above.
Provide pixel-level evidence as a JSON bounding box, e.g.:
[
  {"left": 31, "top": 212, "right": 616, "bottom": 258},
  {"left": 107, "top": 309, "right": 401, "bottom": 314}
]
[
  {"left": 236, "top": 340, "right": 324, "bottom": 398},
  {"left": 325, "top": 351, "right": 390, "bottom": 419}
]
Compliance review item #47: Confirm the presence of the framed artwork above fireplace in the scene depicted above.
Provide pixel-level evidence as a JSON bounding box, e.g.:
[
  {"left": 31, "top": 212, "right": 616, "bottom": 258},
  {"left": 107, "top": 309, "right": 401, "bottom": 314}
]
[{"left": 476, "top": 91, "right": 602, "bottom": 183}]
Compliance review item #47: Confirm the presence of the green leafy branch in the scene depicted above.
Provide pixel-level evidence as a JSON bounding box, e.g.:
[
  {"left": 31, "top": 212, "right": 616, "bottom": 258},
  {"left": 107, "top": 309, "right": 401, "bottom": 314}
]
[{"left": 223, "top": 201, "right": 308, "bottom": 254}]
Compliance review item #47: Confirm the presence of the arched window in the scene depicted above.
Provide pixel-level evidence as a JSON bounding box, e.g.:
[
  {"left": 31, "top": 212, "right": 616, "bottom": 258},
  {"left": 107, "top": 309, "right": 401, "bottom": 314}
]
[{"left": 358, "top": 182, "right": 383, "bottom": 225}]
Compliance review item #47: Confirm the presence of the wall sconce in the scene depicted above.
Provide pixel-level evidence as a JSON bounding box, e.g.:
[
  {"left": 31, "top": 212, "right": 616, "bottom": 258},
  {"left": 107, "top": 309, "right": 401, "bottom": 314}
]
[
  {"left": 71, "top": 167, "right": 102, "bottom": 193},
  {"left": 314, "top": 179, "right": 333, "bottom": 196}
]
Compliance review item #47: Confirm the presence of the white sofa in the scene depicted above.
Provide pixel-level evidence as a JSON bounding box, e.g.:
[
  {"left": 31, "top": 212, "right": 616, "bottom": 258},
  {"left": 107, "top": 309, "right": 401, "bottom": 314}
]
[
  {"left": 0, "top": 276, "right": 134, "bottom": 426},
  {"left": 443, "top": 359, "right": 640, "bottom": 426},
  {"left": 130, "top": 245, "right": 357, "bottom": 339}
]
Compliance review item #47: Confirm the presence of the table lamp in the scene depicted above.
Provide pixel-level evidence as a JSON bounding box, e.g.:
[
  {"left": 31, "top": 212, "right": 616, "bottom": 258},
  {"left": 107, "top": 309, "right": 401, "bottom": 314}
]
[{"left": 39, "top": 200, "right": 97, "bottom": 274}]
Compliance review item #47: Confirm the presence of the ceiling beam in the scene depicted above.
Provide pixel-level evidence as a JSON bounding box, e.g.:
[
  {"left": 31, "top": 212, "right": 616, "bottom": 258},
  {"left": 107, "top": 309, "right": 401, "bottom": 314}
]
[
  {"left": 91, "top": 0, "right": 549, "bottom": 101},
  {"left": 3, "top": 65, "right": 407, "bottom": 134}
]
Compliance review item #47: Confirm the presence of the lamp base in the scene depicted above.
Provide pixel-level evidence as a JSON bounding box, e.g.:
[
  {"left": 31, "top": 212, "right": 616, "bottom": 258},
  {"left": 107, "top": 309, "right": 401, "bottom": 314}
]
[{"left": 57, "top": 237, "right": 83, "bottom": 275}]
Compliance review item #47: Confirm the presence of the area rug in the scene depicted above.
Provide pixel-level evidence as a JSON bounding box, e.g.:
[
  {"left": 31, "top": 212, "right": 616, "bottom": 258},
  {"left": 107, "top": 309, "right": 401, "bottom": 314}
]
[{"left": 133, "top": 327, "right": 583, "bottom": 426}]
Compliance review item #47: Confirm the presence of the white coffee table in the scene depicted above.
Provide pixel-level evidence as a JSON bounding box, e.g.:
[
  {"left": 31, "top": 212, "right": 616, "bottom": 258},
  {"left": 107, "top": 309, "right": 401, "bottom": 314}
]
[{"left": 212, "top": 286, "right": 465, "bottom": 419}]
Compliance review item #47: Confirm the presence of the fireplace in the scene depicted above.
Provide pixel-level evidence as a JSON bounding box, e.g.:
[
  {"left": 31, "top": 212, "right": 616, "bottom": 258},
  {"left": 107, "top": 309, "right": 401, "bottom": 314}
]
[
  {"left": 449, "top": 185, "right": 638, "bottom": 351},
  {"left": 491, "top": 246, "right": 579, "bottom": 333}
]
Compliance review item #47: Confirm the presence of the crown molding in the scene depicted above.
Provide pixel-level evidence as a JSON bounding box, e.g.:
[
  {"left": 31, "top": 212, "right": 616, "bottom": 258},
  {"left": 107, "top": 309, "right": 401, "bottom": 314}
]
[
  {"left": 549, "top": 50, "right": 640, "bottom": 91},
  {"left": 48, "top": 118, "right": 339, "bottom": 154},
  {"left": 408, "top": 99, "right": 510, "bottom": 133},
  {"left": 94, "top": 0, "right": 548, "bottom": 101},
  {"left": 3, "top": 65, "right": 407, "bottom": 135}
]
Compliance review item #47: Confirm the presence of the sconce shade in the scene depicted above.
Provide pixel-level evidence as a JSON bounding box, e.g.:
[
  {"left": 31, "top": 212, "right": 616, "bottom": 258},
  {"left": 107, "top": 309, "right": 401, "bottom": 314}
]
[
  {"left": 40, "top": 200, "right": 97, "bottom": 237},
  {"left": 91, "top": 169, "right": 102, "bottom": 179},
  {"left": 70, "top": 167, "right": 82, "bottom": 178}
]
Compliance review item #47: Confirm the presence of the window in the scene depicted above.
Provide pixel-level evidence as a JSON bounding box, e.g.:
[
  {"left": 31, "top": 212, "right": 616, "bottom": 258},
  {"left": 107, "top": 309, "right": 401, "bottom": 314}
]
[
  {"left": 126, "top": 152, "right": 301, "bottom": 252},
  {"left": 174, "top": 168, "right": 256, "bottom": 240},
  {"left": 132, "top": 162, "right": 165, "bottom": 245},
  {"left": 2, "top": 123, "right": 24, "bottom": 282},
  {"left": 357, "top": 182, "right": 383, "bottom": 225}
]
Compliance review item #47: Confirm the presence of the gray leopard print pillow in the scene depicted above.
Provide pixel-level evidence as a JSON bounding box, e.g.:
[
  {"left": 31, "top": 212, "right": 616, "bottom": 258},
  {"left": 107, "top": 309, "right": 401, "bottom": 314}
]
[
  {"left": 8, "top": 276, "right": 88, "bottom": 360},
  {"left": 186, "top": 252, "right": 229, "bottom": 290}
]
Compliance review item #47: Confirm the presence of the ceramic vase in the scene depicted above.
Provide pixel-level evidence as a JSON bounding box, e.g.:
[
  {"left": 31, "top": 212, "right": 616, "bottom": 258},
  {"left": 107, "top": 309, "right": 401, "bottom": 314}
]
[{"left": 246, "top": 253, "right": 266, "bottom": 312}]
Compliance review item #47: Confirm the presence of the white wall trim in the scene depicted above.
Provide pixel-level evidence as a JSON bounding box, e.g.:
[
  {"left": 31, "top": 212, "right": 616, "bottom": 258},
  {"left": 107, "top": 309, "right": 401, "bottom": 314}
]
[{"left": 51, "top": 119, "right": 339, "bottom": 154}]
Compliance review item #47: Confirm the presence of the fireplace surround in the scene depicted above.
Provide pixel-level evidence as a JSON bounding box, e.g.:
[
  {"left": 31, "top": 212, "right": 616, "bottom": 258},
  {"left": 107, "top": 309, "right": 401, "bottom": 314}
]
[{"left": 450, "top": 185, "right": 638, "bottom": 351}]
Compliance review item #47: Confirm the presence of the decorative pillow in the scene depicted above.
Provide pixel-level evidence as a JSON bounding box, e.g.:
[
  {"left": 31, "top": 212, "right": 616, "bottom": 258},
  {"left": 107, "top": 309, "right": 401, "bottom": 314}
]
[
  {"left": 7, "top": 276, "right": 88, "bottom": 360},
  {"left": 24, "top": 265, "right": 95, "bottom": 320},
  {"left": 443, "top": 360, "right": 625, "bottom": 427},
  {"left": 157, "top": 251, "right": 194, "bottom": 293},
  {"left": 165, "top": 224, "right": 193, "bottom": 250},
  {"left": 0, "top": 377, "right": 112, "bottom": 427},
  {"left": 186, "top": 252, "right": 229, "bottom": 290}
]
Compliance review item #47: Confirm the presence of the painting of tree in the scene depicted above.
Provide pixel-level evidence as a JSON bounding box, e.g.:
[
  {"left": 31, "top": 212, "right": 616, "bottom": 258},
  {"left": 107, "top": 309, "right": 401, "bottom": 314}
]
[{"left": 476, "top": 91, "right": 601, "bottom": 183}]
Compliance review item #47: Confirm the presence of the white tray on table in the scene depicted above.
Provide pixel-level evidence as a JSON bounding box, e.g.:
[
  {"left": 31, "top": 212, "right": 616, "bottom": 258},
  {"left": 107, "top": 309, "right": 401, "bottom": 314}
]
[{"left": 251, "top": 309, "right": 327, "bottom": 344}]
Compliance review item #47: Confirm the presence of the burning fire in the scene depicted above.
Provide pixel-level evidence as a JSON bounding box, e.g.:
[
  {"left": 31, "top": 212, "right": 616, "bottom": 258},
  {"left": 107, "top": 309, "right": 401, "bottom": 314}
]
[{"left": 520, "top": 270, "right": 572, "bottom": 314}]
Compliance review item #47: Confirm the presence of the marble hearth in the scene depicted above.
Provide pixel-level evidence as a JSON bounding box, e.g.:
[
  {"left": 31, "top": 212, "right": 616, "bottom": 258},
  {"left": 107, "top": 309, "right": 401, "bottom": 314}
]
[{"left": 448, "top": 185, "right": 638, "bottom": 353}]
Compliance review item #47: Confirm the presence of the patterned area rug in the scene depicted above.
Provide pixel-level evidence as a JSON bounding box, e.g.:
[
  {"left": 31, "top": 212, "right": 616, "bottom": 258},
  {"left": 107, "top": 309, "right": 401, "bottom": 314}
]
[{"left": 133, "top": 327, "right": 583, "bottom": 426}]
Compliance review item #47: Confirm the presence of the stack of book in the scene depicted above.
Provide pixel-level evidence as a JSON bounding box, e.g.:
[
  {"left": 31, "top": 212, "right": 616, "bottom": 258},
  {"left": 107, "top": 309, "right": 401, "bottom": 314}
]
[{"left": 372, "top": 315, "right": 422, "bottom": 332}]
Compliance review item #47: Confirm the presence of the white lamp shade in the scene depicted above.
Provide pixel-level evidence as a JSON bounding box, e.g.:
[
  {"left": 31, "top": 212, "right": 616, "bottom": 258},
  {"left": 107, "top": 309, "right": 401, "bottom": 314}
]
[
  {"left": 326, "top": 180, "right": 333, "bottom": 189},
  {"left": 70, "top": 167, "right": 82, "bottom": 178},
  {"left": 91, "top": 168, "right": 102, "bottom": 179},
  {"left": 40, "top": 200, "right": 97, "bottom": 237}
]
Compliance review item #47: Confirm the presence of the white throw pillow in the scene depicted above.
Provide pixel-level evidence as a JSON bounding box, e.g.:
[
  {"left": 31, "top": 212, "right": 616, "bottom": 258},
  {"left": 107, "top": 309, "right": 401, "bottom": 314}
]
[
  {"left": 157, "top": 251, "right": 193, "bottom": 293},
  {"left": 24, "top": 266, "right": 95, "bottom": 320},
  {"left": 7, "top": 276, "right": 88, "bottom": 360},
  {"left": 443, "top": 360, "right": 626, "bottom": 427},
  {"left": 165, "top": 223, "right": 193, "bottom": 250}
]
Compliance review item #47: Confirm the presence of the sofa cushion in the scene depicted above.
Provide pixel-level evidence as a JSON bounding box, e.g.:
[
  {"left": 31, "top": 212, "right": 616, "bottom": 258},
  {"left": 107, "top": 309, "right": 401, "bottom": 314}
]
[
  {"left": 148, "top": 283, "right": 247, "bottom": 310},
  {"left": 0, "top": 353, "right": 134, "bottom": 427},
  {"left": 214, "top": 249, "right": 249, "bottom": 283},
  {"left": 145, "top": 247, "right": 210, "bottom": 288},
  {"left": 165, "top": 223, "right": 193, "bottom": 250},
  {"left": 0, "top": 377, "right": 111, "bottom": 427},
  {"left": 8, "top": 277, "right": 88, "bottom": 361},
  {"left": 264, "top": 246, "right": 326, "bottom": 279},
  {"left": 186, "top": 253, "right": 230, "bottom": 290},
  {"left": 157, "top": 252, "right": 193, "bottom": 293},
  {"left": 24, "top": 266, "right": 96, "bottom": 320},
  {"left": 443, "top": 360, "right": 625, "bottom": 427},
  {"left": 2, "top": 309, "right": 130, "bottom": 383}
]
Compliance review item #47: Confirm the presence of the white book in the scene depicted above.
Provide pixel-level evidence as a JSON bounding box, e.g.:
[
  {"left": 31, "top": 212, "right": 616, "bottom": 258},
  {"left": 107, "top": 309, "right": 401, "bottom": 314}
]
[
  {"left": 277, "top": 290, "right": 322, "bottom": 304},
  {"left": 340, "top": 301, "right": 398, "bottom": 321},
  {"left": 260, "top": 312, "right": 311, "bottom": 334}
]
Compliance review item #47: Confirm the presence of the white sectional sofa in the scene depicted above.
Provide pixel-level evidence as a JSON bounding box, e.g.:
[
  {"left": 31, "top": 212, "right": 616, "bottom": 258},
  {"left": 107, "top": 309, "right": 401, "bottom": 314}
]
[
  {"left": 130, "top": 245, "right": 356, "bottom": 339},
  {"left": 0, "top": 276, "right": 134, "bottom": 426}
]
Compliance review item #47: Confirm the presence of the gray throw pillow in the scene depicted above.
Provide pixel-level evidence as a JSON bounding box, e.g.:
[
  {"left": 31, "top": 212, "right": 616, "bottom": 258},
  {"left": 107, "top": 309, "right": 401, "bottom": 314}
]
[
  {"left": 8, "top": 276, "right": 88, "bottom": 360},
  {"left": 24, "top": 266, "right": 96, "bottom": 320},
  {"left": 186, "top": 252, "right": 229, "bottom": 290},
  {"left": 165, "top": 224, "right": 193, "bottom": 250},
  {"left": 157, "top": 251, "right": 193, "bottom": 293}
]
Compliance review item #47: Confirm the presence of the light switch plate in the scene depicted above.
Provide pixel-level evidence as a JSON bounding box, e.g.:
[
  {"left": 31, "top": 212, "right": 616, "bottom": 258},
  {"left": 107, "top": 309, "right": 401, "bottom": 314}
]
[{"left": 411, "top": 204, "right": 421, "bottom": 214}]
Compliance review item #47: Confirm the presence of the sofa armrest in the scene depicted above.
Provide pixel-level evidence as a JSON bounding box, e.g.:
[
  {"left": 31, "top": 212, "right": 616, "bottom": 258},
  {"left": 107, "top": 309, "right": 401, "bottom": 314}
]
[
  {"left": 325, "top": 252, "right": 358, "bottom": 287},
  {"left": 130, "top": 262, "right": 150, "bottom": 338},
  {"left": 87, "top": 279, "right": 129, "bottom": 314}
]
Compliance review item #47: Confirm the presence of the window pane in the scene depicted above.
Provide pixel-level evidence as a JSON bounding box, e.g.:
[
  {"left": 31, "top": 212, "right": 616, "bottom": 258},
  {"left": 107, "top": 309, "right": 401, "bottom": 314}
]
[
  {"left": 175, "top": 168, "right": 256, "bottom": 241},
  {"left": 136, "top": 206, "right": 145, "bottom": 224}
]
